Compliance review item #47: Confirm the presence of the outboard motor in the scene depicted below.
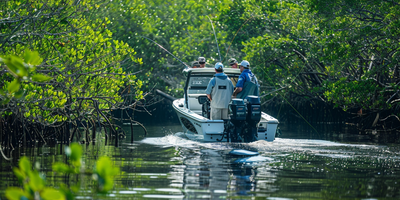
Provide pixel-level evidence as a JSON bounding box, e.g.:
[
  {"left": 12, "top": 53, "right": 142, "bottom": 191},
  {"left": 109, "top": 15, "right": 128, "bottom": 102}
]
[
  {"left": 223, "top": 96, "right": 261, "bottom": 143},
  {"left": 202, "top": 95, "right": 262, "bottom": 143},
  {"left": 244, "top": 95, "right": 261, "bottom": 142},
  {"left": 226, "top": 98, "right": 247, "bottom": 142}
]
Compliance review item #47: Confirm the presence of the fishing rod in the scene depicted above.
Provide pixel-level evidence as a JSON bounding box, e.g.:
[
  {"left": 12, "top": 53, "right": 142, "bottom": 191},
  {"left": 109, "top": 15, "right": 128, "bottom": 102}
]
[
  {"left": 207, "top": 16, "right": 222, "bottom": 62},
  {"left": 140, "top": 36, "right": 190, "bottom": 68}
]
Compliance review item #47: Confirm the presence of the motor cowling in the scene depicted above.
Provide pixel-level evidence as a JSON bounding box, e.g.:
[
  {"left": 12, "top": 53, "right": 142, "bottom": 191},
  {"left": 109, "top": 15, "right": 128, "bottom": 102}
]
[
  {"left": 245, "top": 95, "right": 261, "bottom": 123},
  {"left": 229, "top": 98, "right": 246, "bottom": 121}
]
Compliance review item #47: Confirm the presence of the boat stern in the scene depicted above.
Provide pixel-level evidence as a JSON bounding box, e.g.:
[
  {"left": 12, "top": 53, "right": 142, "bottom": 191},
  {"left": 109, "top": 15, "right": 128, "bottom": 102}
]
[
  {"left": 257, "top": 113, "right": 279, "bottom": 142},
  {"left": 201, "top": 120, "right": 226, "bottom": 142}
]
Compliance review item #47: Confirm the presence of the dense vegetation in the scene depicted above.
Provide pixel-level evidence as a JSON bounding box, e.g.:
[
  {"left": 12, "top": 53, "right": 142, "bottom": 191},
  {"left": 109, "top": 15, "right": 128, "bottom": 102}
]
[
  {"left": 1, "top": 0, "right": 399, "bottom": 137},
  {"left": 0, "top": 0, "right": 144, "bottom": 146}
]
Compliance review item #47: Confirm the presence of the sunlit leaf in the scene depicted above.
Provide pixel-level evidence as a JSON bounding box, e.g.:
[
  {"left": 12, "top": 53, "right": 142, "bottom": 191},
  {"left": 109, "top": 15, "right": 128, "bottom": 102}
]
[
  {"left": 5, "top": 187, "right": 27, "bottom": 200},
  {"left": 28, "top": 171, "right": 44, "bottom": 191},
  {"left": 32, "top": 74, "right": 52, "bottom": 82},
  {"left": 13, "top": 168, "right": 25, "bottom": 183},
  {"left": 41, "top": 188, "right": 65, "bottom": 200},
  {"left": 59, "top": 183, "right": 76, "bottom": 200},
  {"left": 19, "top": 157, "right": 31, "bottom": 174},
  {"left": 95, "top": 156, "right": 120, "bottom": 192},
  {"left": 52, "top": 162, "right": 72, "bottom": 173},
  {"left": 7, "top": 79, "right": 20, "bottom": 94},
  {"left": 69, "top": 143, "right": 82, "bottom": 167},
  {"left": 4, "top": 56, "right": 28, "bottom": 77},
  {"left": 24, "top": 49, "right": 41, "bottom": 66}
]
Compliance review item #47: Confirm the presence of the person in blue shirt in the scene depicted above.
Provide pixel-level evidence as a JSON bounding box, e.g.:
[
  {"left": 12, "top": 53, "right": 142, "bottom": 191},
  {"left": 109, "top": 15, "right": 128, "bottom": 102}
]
[
  {"left": 205, "top": 62, "right": 234, "bottom": 120},
  {"left": 232, "top": 60, "right": 259, "bottom": 99}
]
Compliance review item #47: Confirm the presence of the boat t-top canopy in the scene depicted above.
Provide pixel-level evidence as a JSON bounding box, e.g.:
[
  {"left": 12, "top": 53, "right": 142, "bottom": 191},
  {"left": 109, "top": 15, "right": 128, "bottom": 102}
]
[{"left": 183, "top": 67, "right": 241, "bottom": 76}]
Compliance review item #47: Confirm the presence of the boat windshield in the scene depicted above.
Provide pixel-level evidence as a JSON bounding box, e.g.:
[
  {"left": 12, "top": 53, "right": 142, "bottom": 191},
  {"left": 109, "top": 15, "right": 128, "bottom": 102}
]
[
  {"left": 187, "top": 76, "right": 212, "bottom": 94},
  {"left": 187, "top": 74, "right": 239, "bottom": 94}
]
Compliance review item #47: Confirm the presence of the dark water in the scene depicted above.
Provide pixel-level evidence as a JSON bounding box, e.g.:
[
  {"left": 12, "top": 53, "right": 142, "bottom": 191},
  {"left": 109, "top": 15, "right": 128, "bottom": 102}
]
[{"left": 2, "top": 122, "right": 400, "bottom": 200}]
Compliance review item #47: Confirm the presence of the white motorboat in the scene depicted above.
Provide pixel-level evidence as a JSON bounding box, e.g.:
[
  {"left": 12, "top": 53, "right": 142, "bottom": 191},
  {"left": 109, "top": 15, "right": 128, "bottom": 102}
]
[{"left": 172, "top": 67, "right": 279, "bottom": 142}]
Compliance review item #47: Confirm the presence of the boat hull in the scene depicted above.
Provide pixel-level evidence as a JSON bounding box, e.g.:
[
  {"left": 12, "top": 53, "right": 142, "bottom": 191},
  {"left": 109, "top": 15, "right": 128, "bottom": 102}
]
[{"left": 173, "top": 98, "right": 278, "bottom": 142}]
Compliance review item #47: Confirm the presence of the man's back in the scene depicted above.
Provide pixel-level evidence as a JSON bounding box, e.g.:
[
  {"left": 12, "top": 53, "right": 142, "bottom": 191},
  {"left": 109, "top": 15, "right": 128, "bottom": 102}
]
[
  {"left": 210, "top": 75, "right": 234, "bottom": 108},
  {"left": 236, "top": 69, "right": 259, "bottom": 99}
]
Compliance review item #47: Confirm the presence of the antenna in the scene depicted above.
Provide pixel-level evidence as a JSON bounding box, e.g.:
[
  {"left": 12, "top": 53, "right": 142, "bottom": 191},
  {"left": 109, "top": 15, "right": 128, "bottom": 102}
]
[{"left": 207, "top": 16, "right": 222, "bottom": 62}]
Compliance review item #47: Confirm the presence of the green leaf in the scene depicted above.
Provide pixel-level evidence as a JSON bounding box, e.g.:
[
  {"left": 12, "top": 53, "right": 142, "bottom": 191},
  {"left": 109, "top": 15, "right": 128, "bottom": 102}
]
[
  {"left": 13, "top": 168, "right": 25, "bottom": 182},
  {"left": 3, "top": 57, "right": 18, "bottom": 76},
  {"left": 28, "top": 171, "right": 44, "bottom": 191},
  {"left": 4, "top": 56, "right": 28, "bottom": 78},
  {"left": 59, "top": 183, "right": 76, "bottom": 200},
  {"left": 52, "top": 162, "right": 72, "bottom": 173},
  {"left": 5, "top": 187, "right": 27, "bottom": 200},
  {"left": 71, "top": 184, "right": 80, "bottom": 193},
  {"left": 24, "top": 49, "right": 41, "bottom": 66},
  {"left": 69, "top": 143, "right": 82, "bottom": 166},
  {"left": 7, "top": 79, "right": 20, "bottom": 94},
  {"left": 95, "top": 156, "right": 120, "bottom": 192},
  {"left": 19, "top": 157, "right": 31, "bottom": 174},
  {"left": 32, "top": 74, "right": 52, "bottom": 82},
  {"left": 41, "top": 188, "right": 65, "bottom": 200}
]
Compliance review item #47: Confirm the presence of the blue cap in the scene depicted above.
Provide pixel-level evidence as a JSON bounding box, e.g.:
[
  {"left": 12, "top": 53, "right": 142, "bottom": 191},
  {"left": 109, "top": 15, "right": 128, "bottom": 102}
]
[{"left": 215, "top": 62, "right": 224, "bottom": 70}]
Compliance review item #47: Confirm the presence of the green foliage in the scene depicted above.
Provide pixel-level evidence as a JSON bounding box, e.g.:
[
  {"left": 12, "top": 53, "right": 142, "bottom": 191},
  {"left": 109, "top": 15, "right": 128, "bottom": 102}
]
[
  {"left": 1, "top": 0, "right": 144, "bottom": 126},
  {"left": 53, "top": 143, "right": 84, "bottom": 173},
  {"left": 94, "top": 157, "right": 120, "bottom": 193},
  {"left": 105, "top": 0, "right": 234, "bottom": 91},
  {"left": 0, "top": 49, "right": 51, "bottom": 104},
  {"left": 53, "top": 143, "right": 120, "bottom": 194},
  {"left": 303, "top": 0, "right": 400, "bottom": 111},
  {"left": 6, "top": 143, "right": 120, "bottom": 200},
  {"left": 2, "top": 0, "right": 399, "bottom": 128},
  {"left": 218, "top": 0, "right": 400, "bottom": 119},
  {"left": 6, "top": 157, "right": 65, "bottom": 200},
  {"left": 101, "top": 0, "right": 400, "bottom": 125},
  {"left": 323, "top": 79, "right": 386, "bottom": 111}
]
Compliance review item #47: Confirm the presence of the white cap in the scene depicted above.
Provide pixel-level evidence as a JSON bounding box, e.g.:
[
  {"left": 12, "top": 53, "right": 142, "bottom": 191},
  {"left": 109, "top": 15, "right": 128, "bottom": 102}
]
[
  {"left": 198, "top": 57, "right": 206, "bottom": 63},
  {"left": 239, "top": 60, "right": 250, "bottom": 68}
]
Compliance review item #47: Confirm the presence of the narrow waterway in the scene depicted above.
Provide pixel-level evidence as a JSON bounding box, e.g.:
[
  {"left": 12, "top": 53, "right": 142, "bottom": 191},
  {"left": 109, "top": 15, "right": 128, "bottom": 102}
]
[{"left": 1, "top": 122, "right": 400, "bottom": 199}]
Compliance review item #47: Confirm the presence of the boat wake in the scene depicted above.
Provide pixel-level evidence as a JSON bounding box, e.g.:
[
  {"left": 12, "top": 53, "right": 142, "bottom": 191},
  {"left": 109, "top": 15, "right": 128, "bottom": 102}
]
[
  {"left": 139, "top": 132, "right": 264, "bottom": 151},
  {"left": 138, "top": 132, "right": 199, "bottom": 149},
  {"left": 138, "top": 132, "right": 400, "bottom": 161}
]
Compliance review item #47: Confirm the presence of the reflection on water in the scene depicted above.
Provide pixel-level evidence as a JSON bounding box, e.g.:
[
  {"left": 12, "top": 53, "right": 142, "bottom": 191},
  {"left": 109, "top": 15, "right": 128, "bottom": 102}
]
[{"left": 2, "top": 122, "right": 400, "bottom": 199}]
